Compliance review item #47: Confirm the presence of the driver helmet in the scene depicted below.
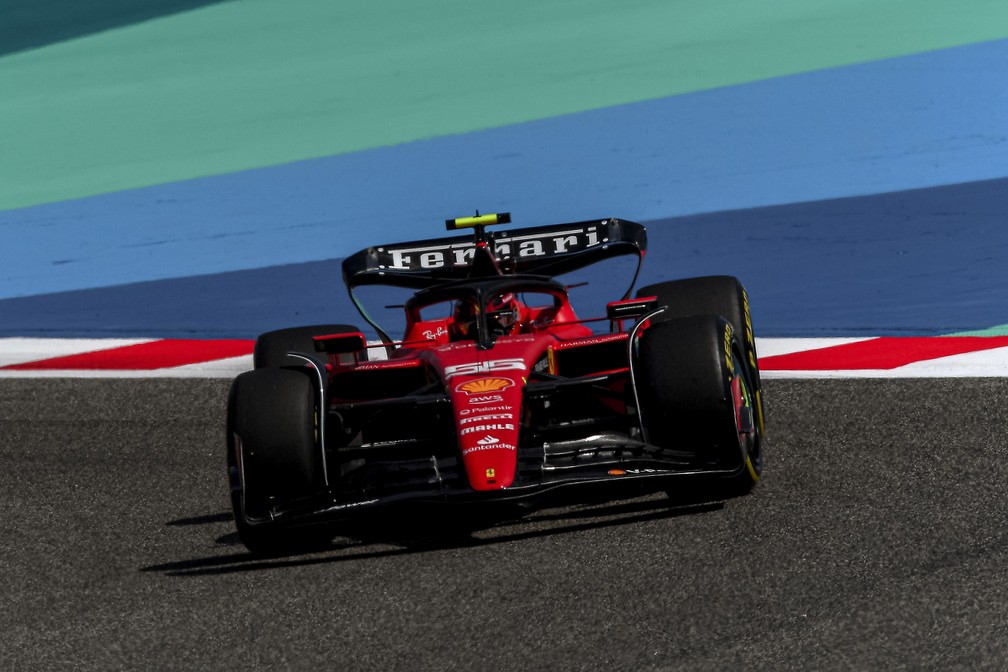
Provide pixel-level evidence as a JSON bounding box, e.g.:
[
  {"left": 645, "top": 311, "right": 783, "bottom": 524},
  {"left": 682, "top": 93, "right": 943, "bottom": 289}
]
[{"left": 486, "top": 292, "right": 521, "bottom": 337}]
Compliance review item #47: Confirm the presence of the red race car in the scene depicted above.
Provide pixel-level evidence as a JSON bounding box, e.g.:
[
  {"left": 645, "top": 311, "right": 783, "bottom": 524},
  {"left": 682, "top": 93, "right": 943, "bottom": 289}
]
[{"left": 226, "top": 214, "right": 765, "bottom": 553}]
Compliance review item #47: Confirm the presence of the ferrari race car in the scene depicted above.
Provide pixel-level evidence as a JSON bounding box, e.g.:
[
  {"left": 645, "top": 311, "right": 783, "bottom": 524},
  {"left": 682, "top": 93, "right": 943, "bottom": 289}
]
[{"left": 226, "top": 214, "right": 765, "bottom": 553}]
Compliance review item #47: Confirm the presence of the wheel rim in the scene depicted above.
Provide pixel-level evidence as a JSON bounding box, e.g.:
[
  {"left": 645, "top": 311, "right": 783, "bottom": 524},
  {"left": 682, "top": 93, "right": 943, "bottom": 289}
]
[{"left": 732, "top": 345, "right": 763, "bottom": 481}]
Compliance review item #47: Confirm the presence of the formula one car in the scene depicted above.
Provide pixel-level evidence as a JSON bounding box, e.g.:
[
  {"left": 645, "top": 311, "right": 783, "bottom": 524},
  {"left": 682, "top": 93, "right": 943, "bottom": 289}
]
[{"left": 226, "top": 214, "right": 765, "bottom": 553}]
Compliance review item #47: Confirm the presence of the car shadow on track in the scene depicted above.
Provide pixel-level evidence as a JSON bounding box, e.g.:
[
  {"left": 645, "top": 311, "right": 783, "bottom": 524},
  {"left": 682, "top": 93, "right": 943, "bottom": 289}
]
[{"left": 141, "top": 495, "right": 725, "bottom": 578}]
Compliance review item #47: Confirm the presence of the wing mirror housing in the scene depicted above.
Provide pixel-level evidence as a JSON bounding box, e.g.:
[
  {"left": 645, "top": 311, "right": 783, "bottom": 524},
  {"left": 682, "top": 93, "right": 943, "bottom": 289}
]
[
  {"left": 606, "top": 296, "right": 658, "bottom": 321},
  {"left": 313, "top": 332, "right": 367, "bottom": 354}
]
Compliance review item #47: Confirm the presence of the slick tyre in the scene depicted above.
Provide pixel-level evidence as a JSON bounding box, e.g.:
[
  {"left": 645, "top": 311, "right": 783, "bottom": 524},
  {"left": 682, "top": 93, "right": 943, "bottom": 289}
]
[
  {"left": 637, "top": 276, "right": 759, "bottom": 379},
  {"left": 254, "top": 324, "right": 364, "bottom": 369},
  {"left": 636, "top": 275, "right": 765, "bottom": 457},
  {"left": 633, "top": 315, "right": 763, "bottom": 497},
  {"left": 226, "top": 367, "right": 328, "bottom": 555}
]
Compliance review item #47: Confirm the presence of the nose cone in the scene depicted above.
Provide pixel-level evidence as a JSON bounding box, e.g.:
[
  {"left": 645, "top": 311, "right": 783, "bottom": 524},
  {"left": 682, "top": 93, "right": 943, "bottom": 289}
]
[{"left": 452, "top": 376, "right": 522, "bottom": 490}]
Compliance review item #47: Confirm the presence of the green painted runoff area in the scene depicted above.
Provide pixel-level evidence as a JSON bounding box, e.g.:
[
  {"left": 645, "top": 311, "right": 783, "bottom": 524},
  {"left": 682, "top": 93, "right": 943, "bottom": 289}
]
[
  {"left": 953, "top": 326, "right": 1008, "bottom": 336},
  {"left": 2, "top": 0, "right": 1007, "bottom": 211}
]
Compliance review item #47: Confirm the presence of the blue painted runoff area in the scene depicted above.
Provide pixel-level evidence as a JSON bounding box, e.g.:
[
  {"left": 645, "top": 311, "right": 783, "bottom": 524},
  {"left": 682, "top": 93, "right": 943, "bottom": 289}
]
[
  {"left": 3, "top": 40, "right": 1007, "bottom": 305},
  {"left": 4, "top": 177, "right": 1007, "bottom": 339}
]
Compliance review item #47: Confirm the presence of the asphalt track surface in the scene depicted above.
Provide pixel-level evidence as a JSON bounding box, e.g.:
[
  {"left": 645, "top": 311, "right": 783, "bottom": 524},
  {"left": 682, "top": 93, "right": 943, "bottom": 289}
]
[{"left": 4, "top": 378, "right": 1008, "bottom": 670}]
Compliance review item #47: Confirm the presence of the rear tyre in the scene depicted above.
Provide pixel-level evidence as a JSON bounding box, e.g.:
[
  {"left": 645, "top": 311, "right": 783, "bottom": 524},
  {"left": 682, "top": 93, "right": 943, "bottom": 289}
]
[
  {"left": 633, "top": 314, "right": 762, "bottom": 498},
  {"left": 226, "top": 368, "right": 329, "bottom": 555},
  {"left": 254, "top": 324, "right": 365, "bottom": 368}
]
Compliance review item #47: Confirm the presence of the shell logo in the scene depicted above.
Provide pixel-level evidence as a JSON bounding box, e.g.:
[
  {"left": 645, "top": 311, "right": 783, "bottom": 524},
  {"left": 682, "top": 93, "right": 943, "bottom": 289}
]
[{"left": 456, "top": 377, "right": 513, "bottom": 394}]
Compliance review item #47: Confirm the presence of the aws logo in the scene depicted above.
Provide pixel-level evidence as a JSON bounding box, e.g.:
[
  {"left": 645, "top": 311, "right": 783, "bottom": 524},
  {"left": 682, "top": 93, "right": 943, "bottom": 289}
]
[{"left": 467, "top": 395, "right": 504, "bottom": 405}]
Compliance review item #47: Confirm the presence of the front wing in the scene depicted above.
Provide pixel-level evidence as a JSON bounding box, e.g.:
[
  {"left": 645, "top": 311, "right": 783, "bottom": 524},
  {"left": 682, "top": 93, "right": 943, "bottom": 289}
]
[{"left": 247, "top": 380, "right": 746, "bottom": 529}]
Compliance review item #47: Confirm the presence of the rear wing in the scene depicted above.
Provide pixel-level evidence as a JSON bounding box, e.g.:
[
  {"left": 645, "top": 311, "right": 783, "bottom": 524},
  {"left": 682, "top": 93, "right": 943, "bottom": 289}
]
[{"left": 341, "top": 217, "right": 648, "bottom": 291}]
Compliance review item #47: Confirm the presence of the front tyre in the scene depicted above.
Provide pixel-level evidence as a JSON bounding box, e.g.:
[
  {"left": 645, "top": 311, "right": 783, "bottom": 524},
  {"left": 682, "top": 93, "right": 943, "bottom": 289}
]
[
  {"left": 226, "top": 368, "right": 329, "bottom": 554},
  {"left": 636, "top": 275, "right": 765, "bottom": 460},
  {"left": 633, "top": 315, "right": 763, "bottom": 497}
]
